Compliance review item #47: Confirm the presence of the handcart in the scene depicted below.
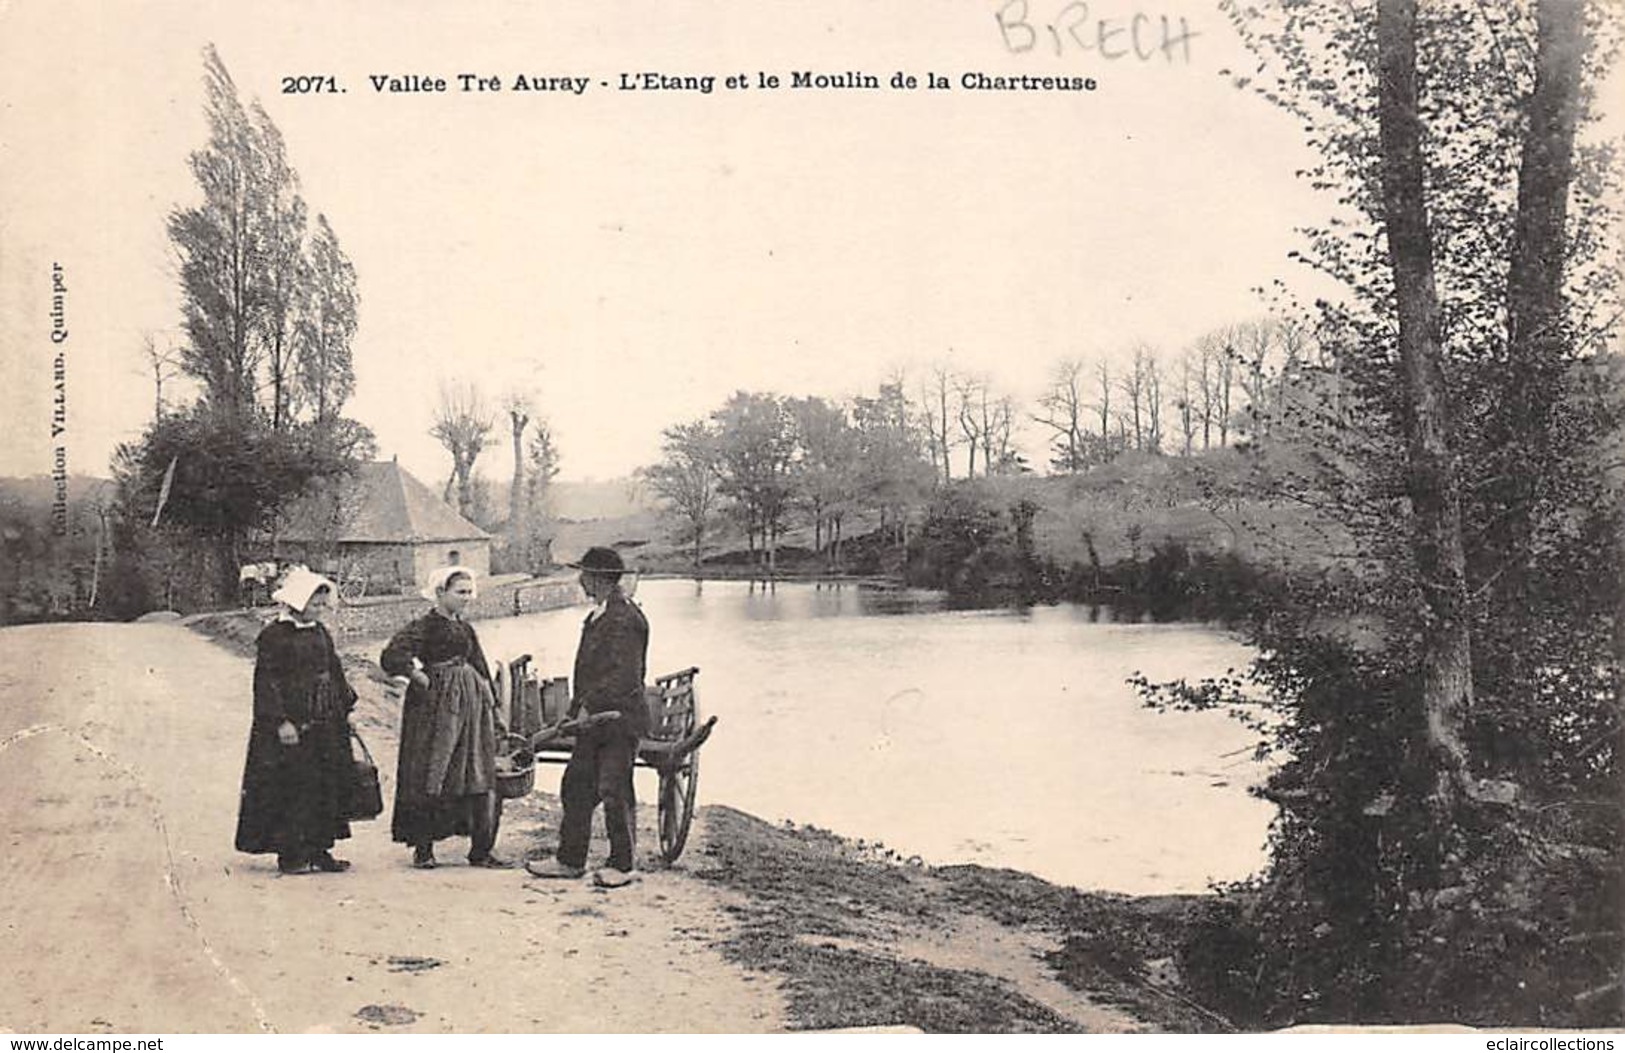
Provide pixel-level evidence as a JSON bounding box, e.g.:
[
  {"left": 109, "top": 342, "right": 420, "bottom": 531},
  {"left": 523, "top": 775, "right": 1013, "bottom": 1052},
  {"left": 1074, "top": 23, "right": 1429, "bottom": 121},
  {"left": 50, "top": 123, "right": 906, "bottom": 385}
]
[{"left": 503, "top": 658, "right": 717, "bottom": 864}]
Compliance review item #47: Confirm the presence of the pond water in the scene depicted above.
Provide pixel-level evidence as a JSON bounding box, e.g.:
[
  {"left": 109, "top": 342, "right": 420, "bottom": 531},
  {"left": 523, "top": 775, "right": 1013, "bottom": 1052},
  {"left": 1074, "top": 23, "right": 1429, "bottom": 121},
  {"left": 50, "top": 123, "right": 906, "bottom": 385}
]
[{"left": 476, "top": 578, "right": 1276, "bottom": 895}]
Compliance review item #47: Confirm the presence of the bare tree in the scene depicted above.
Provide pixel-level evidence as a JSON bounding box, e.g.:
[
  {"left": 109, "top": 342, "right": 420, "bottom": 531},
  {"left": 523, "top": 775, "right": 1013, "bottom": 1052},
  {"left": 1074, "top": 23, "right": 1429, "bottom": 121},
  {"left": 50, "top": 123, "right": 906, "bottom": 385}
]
[
  {"left": 1093, "top": 360, "right": 1114, "bottom": 462},
  {"left": 1035, "top": 357, "right": 1088, "bottom": 473},
  {"left": 1275, "top": 318, "right": 1311, "bottom": 424},
  {"left": 1235, "top": 319, "right": 1279, "bottom": 444},
  {"left": 503, "top": 391, "right": 532, "bottom": 539},
  {"left": 1119, "top": 345, "right": 1152, "bottom": 452},
  {"left": 978, "top": 387, "right": 998, "bottom": 475},
  {"left": 982, "top": 393, "right": 1018, "bottom": 475},
  {"left": 141, "top": 332, "right": 184, "bottom": 421},
  {"left": 1144, "top": 349, "right": 1164, "bottom": 454},
  {"left": 522, "top": 419, "right": 562, "bottom": 567},
  {"left": 1195, "top": 333, "right": 1220, "bottom": 449},
  {"left": 1192, "top": 327, "right": 1241, "bottom": 449},
  {"left": 955, "top": 375, "right": 988, "bottom": 478},
  {"left": 430, "top": 381, "right": 496, "bottom": 517},
  {"left": 920, "top": 363, "right": 957, "bottom": 484},
  {"left": 1175, "top": 350, "right": 1198, "bottom": 457},
  {"left": 1218, "top": 341, "right": 1236, "bottom": 448}
]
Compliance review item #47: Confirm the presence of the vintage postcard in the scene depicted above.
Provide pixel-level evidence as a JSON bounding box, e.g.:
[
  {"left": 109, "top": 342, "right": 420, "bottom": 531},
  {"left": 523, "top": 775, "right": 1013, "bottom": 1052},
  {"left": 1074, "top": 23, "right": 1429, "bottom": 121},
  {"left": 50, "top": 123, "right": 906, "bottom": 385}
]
[{"left": 2, "top": 0, "right": 1620, "bottom": 1038}]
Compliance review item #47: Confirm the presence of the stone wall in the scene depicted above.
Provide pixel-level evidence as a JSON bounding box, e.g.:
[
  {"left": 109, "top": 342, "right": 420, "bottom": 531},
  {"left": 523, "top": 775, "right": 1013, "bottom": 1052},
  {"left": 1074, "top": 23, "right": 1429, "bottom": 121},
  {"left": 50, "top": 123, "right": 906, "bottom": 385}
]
[
  {"left": 327, "top": 574, "right": 582, "bottom": 645},
  {"left": 409, "top": 540, "right": 492, "bottom": 585},
  {"left": 271, "top": 540, "right": 494, "bottom": 597}
]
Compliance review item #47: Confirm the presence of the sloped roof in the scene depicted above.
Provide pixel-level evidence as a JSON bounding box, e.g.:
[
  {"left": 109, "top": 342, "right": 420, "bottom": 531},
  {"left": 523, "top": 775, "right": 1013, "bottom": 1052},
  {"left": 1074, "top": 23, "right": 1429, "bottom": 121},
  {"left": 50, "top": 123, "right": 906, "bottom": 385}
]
[{"left": 278, "top": 460, "right": 490, "bottom": 544}]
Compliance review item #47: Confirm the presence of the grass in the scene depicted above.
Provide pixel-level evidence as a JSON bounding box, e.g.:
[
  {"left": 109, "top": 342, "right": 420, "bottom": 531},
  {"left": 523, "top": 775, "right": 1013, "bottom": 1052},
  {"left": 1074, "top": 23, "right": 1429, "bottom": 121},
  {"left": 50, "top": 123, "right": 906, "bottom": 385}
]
[{"left": 692, "top": 805, "right": 1235, "bottom": 1033}]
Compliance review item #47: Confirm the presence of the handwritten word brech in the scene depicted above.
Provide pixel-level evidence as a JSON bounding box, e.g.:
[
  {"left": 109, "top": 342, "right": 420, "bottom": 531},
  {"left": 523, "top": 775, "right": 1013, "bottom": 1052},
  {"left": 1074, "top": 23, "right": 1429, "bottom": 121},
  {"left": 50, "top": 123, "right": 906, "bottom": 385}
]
[{"left": 995, "top": 1, "right": 1198, "bottom": 62}]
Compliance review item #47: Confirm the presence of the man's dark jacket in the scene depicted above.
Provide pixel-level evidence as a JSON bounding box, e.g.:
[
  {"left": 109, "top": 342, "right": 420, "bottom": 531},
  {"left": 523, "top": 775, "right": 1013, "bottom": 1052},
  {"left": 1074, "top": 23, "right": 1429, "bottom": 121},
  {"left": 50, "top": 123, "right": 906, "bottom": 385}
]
[{"left": 570, "top": 590, "right": 650, "bottom": 738}]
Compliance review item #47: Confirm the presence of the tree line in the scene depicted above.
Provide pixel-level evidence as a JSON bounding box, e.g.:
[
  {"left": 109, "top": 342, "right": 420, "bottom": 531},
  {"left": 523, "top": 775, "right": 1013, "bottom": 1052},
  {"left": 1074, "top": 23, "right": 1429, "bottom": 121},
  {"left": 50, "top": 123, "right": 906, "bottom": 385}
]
[
  {"left": 641, "top": 385, "right": 932, "bottom": 574},
  {"left": 1024, "top": 318, "right": 1322, "bottom": 471},
  {"left": 97, "top": 45, "right": 369, "bottom": 613},
  {"left": 425, "top": 379, "right": 560, "bottom": 573},
  {"left": 637, "top": 326, "right": 1320, "bottom": 574}
]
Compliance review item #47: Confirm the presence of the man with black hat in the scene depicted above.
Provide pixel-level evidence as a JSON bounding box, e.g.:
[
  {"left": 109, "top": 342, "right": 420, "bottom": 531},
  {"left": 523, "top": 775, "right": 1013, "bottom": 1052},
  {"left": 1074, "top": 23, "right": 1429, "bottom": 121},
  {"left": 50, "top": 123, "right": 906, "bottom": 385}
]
[{"left": 526, "top": 546, "right": 650, "bottom": 887}]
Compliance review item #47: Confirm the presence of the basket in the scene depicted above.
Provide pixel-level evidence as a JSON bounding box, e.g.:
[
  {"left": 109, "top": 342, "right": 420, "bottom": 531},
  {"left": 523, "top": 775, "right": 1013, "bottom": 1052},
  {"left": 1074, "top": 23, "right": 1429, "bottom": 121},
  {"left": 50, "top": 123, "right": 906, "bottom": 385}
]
[{"left": 494, "top": 733, "right": 535, "bottom": 800}]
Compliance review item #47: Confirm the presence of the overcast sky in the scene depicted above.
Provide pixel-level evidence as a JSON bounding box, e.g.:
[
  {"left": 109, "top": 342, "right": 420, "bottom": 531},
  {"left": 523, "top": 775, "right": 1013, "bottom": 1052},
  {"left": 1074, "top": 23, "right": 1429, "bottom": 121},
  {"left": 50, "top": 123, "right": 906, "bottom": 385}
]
[{"left": 5, "top": 1, "right": 1611, "bottom": 487}]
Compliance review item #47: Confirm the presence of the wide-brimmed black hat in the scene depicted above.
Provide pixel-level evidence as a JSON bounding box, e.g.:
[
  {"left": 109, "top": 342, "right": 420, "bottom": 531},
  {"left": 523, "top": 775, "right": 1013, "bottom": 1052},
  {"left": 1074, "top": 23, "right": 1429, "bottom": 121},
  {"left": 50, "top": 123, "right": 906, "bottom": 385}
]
[{"left": 565, "top": 546, "right": 629, "bottom": 576}]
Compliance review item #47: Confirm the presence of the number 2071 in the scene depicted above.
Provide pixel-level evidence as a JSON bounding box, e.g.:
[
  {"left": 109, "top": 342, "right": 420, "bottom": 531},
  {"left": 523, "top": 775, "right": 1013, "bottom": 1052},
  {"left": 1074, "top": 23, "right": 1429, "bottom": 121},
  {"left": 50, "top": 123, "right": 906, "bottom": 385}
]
[{"left": 282, "top": 75, "right": 341, "bottom": 93}]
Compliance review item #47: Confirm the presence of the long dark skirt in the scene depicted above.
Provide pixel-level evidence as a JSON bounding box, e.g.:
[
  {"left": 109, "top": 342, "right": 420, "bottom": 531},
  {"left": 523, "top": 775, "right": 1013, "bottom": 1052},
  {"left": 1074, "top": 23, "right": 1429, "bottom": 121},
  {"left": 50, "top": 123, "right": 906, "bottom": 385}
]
[
  {"left": 235, "top": 717, "right": 352, "bottom": 857},
  {"left": 391, "top": 662, "right": 498, "bottom": 845}
]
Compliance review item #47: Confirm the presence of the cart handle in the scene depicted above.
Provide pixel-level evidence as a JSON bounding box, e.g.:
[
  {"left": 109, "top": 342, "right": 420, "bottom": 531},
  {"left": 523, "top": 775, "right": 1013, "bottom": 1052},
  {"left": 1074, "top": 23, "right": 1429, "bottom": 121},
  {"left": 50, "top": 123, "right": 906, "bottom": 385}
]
[
  {"left": 667, "top": 715, "right": 717, "bottom": 760},
  {"left": 527, "top": 710, "right": 622, "bottom": 748}
]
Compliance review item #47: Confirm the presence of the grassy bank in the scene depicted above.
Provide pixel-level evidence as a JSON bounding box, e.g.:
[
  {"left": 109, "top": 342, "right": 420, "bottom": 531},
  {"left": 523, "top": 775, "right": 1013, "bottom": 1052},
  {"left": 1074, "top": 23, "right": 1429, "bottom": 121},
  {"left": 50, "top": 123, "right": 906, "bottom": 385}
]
[
  {"left": 573, "top": 449, "right": 1342, "bottom": 624},
  {"left": 689, "top": 806, "right": 1234, "bottom": 1033}
]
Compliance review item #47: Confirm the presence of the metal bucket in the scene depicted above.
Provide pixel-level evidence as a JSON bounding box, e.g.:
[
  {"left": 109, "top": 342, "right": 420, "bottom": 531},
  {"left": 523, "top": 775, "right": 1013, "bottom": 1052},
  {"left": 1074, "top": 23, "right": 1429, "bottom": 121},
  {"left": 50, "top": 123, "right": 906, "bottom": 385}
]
[
  {"left": 513, "top": 674, "right": 544, "bottom": 739},
  {"left": 541, "top": 677, "right": 570, "bottom": 725}
]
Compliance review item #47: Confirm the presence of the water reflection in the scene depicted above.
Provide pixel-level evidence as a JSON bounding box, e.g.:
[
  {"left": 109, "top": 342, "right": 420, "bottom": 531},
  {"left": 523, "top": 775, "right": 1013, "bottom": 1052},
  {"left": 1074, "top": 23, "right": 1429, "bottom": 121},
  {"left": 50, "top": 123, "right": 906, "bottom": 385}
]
[{"left": 649, "top": 577, "right": 951, "bottom": 620}]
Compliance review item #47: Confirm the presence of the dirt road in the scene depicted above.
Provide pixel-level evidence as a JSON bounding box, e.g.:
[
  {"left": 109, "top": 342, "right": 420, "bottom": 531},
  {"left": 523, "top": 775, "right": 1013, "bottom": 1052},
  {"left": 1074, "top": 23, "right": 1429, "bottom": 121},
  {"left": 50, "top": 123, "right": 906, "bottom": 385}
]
[{"left": 0, "top": 622, "right": 785, "bottom": 1033}]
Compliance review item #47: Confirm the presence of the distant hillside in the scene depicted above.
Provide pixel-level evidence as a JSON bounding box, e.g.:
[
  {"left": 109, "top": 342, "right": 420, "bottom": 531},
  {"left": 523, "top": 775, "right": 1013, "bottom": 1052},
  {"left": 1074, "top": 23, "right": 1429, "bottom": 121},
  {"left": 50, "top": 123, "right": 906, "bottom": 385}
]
[
  {"left": 549, "top": 509, "right": 668, "bottom": 565},
  {"left": 434, "top": 475, "right": 655, "bottom": 531},
  {"left": 550, "top": 478, "right": 654, "bottom": 521},
  {"left": 0, "top": 475, "right": 117, "bottom": 624},
  {"left": 0, "top": 474, "right": 116, "bottom": 510},
  {"left": 0, "top": 475, "right": 118, "bottom": 542}
]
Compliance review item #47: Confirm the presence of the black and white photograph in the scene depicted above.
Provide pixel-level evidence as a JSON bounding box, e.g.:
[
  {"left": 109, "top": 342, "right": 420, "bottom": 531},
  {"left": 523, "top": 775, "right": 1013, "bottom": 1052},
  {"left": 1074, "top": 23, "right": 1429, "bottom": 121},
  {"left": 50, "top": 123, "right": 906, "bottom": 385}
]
[{"left": 1, "top": 0, "right": 1623, "bottom": 1037}]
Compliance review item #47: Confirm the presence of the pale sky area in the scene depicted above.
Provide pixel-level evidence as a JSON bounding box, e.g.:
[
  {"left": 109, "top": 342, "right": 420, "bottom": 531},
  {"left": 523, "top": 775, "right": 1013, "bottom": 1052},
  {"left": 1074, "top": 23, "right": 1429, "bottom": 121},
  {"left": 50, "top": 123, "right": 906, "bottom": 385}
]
[{"left": 1, "top": 1, "right": 1613, "bottom": 486}]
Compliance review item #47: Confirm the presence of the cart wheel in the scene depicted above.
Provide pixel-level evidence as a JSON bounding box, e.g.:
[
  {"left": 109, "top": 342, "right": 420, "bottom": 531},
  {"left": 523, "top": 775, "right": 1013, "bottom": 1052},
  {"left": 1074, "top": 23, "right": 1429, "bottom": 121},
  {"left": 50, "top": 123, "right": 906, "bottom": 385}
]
[
  {"left": 339, "top": 577, "right": 366, "bottom": 603},
  {"left": 658, "top": 751, "right": 700, "bottom": 864}
]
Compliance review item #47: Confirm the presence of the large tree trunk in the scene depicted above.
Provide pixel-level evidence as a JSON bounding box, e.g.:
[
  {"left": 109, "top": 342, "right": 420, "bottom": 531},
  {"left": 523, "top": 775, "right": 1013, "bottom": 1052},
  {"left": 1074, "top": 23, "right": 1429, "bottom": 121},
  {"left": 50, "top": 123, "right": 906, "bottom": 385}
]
[
  {"left": 1507, "top": 0, "right": 1584, "bottom": 358},
  {"left": 215, "top": 529, "right": 242, "bottom": 610},
  {"left": 313, "top": 345, "right": 327, "bottom": 423},
  {"left": 455, "top": 455, "right": 476, "bottom": 517},
  {"left": 1492, "top": 0, "right": 1587, "bottom": 589},
  {"left": 981, "top": 395, "right": 994, "bottom": 474},
  {"left": 509, "top": 411, "right": 527, "bottom": 552},
  {"left": 1376, "top": 0, "right": 1474, "bottom": 806},
  {"left": 271, "top": 359, "right": 285, "bottom": 432},
  {"left": 1498, "top": 0, "right": 1605, "bottom": 1015},
  {"left": 1616, "top": 500, "right": 1625, "bottom": 1022}
]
